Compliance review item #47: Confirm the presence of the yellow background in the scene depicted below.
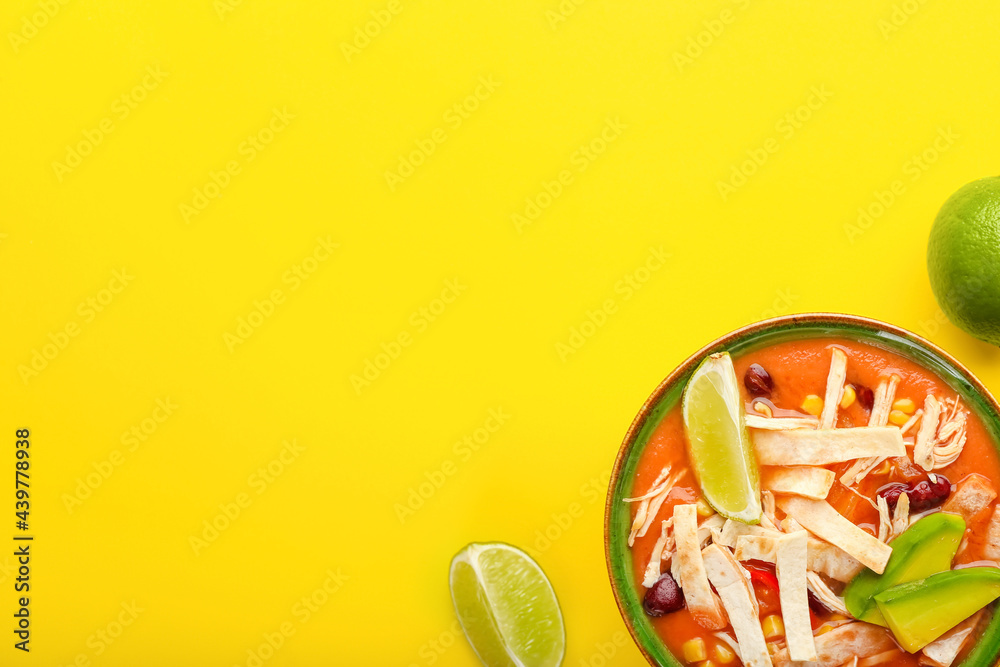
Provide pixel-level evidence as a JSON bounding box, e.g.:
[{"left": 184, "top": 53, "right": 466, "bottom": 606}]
[{"left": 2, "top": 0, "right": 1000, "bottom": 665}]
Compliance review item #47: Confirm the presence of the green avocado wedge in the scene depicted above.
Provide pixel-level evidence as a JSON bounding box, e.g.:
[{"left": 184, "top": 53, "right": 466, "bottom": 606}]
[
  {"left": 875, "top": 567, "right": 1000, "bottom": 653},
  {"left": 844, "top": 513, "right": 965, "bottom": 626}
]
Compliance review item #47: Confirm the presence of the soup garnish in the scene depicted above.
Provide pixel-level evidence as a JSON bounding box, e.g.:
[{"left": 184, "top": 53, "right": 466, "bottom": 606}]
[{"left": 623, "top": 339, "right": 1000, "bottom": 667}]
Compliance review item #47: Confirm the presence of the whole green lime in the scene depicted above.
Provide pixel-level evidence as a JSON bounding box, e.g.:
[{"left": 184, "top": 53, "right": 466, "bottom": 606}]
[{"left": 927, "top": 176, "right": 1000, "bottom": 347}]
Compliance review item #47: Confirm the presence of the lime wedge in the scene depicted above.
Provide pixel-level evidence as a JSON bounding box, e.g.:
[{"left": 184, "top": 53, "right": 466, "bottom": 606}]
[
  {"left": 682, "top": 352, "right": 762, "bottom": 524},
  {"left": 449, "top": 543, "right": 565, "bottom": 667}
]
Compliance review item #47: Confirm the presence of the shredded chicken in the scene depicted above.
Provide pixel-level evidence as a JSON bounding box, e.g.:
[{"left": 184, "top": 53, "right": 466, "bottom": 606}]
[
  {"left": 899, "top": 408, "right": 923, "bottom": 436},
  {"left": 876, "top": 496, "right": 891, "bottom": 543},
  {"left": 914, "top": 396, "right": 942, "bottom": 471},
  {"left": 698, "top": 514, "right": 725, "bottom": 548},
  {"left": 643, "top": 519, "right": 674, "bottom": 587},
  {"left": 806, "top": 571, "right": 850, "bottom": 616},
  {"left": 877, "top": 493, "right": 910, "bottom": 543},
  {"left": 890, "top": 493, "right": 910, "bottom": 539},
  {"left": 914, "top": 395, "right": 969, "bottom": 471},
  {"left": 920, "top": 610, "right": 983, "bottom": 667},
  {"left": 626, "top": 467, "right": 670, "bottom": 546},
  {"left": 773, "top": 623, "right": 894, "bottom": 666},
  {"left": 625, "top": 466, "right": 686, "bottom": 545},
  {"left": 932, "top": 399, "right": 967, "bottom": 469}
]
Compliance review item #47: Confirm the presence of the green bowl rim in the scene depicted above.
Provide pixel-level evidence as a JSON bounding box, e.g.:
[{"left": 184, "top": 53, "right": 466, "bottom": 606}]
[{"left": 603, "top": 312, "right": 1000, "bottom": 667}]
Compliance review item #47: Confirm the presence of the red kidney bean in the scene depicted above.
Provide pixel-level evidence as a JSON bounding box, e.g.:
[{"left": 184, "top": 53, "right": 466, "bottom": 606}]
[
  {"left": 877, "top": 475, "right": 951, "bottom": 513},
  {"left": 643, "top": 573, "right": 684, "bottom": 616},
  {"left": 877, "top": 483, "right": 909, "bottom": 511},
  {"left": 744, "top": 364, "right": 774, "bottom": 397},
  {"left": 908, "top": 475, "right": 952, "bottom": 512},
  {"left": 808, "top": 590, "right": 832, "bottom": 615},
  {"left": 856, "top": 384, "right": 875, "bottom": 410}
]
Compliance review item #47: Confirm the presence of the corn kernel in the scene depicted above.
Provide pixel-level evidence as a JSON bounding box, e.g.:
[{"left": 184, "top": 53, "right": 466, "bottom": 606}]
[
  {"left": 875, "top": 459, "right": 891, "bottom": 476},
  {"left": 753, "top": 401, "right": 773, "bottom": 418},
  {"left": 696, "top": 661, "right": 716, "bottom": 667},
  {"left": 696, "top": 498, "right": 714, "bottom": 517},
  {"left": 893, "top": 398, "right": 917, "bottom": 414},
  {"left": 816, "top": 624, "right": 833, "bottom": 636},
  {"left": 762, "top": 614, "right": 785, "bottom": 640},
  {"left": 683, "top": 638, "right": 708, "bottom": 663},
  {"left": 714, "top": 643, "right": 736, "bottom": 664},
  {"left": 829, "top": 613, "right": 850, "bottom": 622},
  {"left": 801, "top": 395, "right": 824, "bottom": 416},
  {"left": 889, "top": 409, "right": 910, "bottom": 426},
  {"left": 840, "top": 385, "right": 857, "bottom": 409}
]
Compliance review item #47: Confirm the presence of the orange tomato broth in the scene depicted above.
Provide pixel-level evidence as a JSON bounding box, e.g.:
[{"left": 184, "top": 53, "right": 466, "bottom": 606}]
[{"left": 627, "top": 337, "right": 1000, "bottom": 667}]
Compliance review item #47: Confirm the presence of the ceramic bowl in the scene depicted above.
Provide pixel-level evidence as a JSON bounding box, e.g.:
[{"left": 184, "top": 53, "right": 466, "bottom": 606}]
[{"left": 604, "top": 313, "right": 1000, "bottom": 667}]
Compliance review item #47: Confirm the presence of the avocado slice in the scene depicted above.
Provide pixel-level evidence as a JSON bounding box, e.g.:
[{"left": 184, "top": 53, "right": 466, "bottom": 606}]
[
  {"left": 843, "top": 512, "right": 965, "bottom": 626},
  {"left": 874, "top": 567, "right": 1000, "bottom": 652}
]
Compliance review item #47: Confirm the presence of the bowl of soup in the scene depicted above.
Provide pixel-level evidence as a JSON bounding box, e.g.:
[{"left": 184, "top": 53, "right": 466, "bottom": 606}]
[{"left": 605, "top": 313, "right": 1000, "bottom": 667}]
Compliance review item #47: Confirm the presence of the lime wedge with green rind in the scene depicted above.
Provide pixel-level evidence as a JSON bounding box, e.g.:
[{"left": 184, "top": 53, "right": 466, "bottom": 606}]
[
  {"left": 450, "top": 542, "right": 565, "bottom": 667},
  {"left": 682, "top": 352, "right": 762, "bottom": 524}
]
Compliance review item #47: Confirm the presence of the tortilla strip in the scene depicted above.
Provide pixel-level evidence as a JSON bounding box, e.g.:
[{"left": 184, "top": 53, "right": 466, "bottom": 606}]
[
  {"left": 718, "top": 519, "right": 782, "bottom": 547},
  {"left": 806, "top": 571, "right": 849, "bottom": 616},
  {"left": 733, "top": 534, "right": 778, "bottom": 561},
  {"left": 773, "top": 623, "right": 896, "bottom": 667},
  {"left": 840, "top": 376, "right": 904, "bottom": 484},
  {"left": 819, "top": 349, "right": 848, "bottom": 430},
  {"left": 761, "top": 489, "right": 780, "bottom": 529},
  {"left": 869, "top": 375, "right": 901, "bottom": 428},
  {"left": 643, "top": 520, "right": 672, "bottom": 588},
  {"left": 702, "top": 544, "right": 772, "bottom": 667},
  {"left": 733, "top": 533, "right": 864, "bottom": 582},
  {"left": 942, "top": 474, "right": 997, "bottom": 524},
  {"left": 673, "top": 504, "right": 727, "bottom": 629},
  {"left": 781, "top": 516, "right": 804, "bottom": 533},
  {"left": 984, "top": 507, "right": 1000, "bottom": 561},
  {"left": 776, "top": 496, "right": 892, "bottom": 573},
  {"left": 735, "top": 557, "right": 760, "bottom": 617},
  {"left": 745, "top": 414, "right": 820, "bottom": 431},
  {"left": 809, "top": 542, "right": 866, "bottom": 582},
  {"left": 914, "top": 395, "right": 942, "bottom": 471},
  {"left": 762, "top": 466, "right": 835, "bottom": 500},
  {"left": 754, "top": 427, "right": 905, "bottom": 466},
  {"left": 920, "top": 610, "right": 983, "bottom": 667},
  {"left": 860, "top": 649, "right": 903, "bottom": 666},
  {"left": 776, "top": 531, "right": 816, "bottom": 661}
]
